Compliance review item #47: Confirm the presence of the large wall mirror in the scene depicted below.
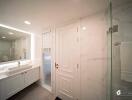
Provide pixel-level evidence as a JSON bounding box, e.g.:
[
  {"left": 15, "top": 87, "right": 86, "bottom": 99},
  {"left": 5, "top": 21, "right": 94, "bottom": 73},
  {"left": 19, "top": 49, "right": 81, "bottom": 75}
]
[{"left": 0, "top": 26, "right": 31, "bottom": 63}]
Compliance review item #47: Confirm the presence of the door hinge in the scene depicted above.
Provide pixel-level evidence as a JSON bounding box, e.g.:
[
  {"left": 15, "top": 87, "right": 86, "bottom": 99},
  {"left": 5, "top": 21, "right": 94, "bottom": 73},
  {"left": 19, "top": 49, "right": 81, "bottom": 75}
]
[{"left": 77, "top": 64, "right": 79, "bottom": 69}]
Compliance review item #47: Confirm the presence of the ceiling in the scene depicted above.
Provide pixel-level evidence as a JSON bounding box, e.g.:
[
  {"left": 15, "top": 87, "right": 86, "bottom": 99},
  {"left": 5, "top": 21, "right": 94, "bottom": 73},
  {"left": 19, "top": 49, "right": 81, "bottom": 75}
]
[
  {"left": 0, "top": 0, "right": 131, "bottom": 34},
  {"left": 0, "top": 0, "right": 109, "bottom": 34}
]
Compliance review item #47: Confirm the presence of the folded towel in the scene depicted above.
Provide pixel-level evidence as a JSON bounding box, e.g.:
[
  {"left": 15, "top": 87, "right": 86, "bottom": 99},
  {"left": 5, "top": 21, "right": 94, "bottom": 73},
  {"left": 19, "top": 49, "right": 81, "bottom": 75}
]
[{"left": 120, "top": 42, "right": 132, "bottom": 82}]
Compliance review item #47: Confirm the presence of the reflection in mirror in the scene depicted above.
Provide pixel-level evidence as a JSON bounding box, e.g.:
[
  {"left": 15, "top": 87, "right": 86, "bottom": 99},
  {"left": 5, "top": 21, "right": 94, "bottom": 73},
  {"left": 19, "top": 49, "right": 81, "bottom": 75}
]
[{"left": 0, "top": 26, "right": 31, "bottom": 63}]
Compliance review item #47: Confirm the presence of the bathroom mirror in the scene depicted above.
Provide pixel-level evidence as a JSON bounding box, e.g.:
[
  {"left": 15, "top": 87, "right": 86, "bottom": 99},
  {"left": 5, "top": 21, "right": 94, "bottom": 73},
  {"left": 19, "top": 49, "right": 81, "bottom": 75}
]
[{"left": 0, "top": 26, "right": 31, "bottom": 63}]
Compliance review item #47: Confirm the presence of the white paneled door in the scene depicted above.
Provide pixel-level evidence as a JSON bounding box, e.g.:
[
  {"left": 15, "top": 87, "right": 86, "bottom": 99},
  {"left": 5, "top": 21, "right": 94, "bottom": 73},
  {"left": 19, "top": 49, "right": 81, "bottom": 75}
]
[
  {"left": 55, "top": 23, "right": 80, "bottom": 100},
  {"left": 54, "top": 15, "right": 107, "bottom": 100}
]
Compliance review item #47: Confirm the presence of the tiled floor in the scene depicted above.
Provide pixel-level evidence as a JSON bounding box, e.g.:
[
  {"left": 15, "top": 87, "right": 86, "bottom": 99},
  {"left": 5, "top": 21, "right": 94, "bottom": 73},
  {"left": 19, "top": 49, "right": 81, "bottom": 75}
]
[{"left": 7, "top": 83, "right": 55, "bottom": 100}]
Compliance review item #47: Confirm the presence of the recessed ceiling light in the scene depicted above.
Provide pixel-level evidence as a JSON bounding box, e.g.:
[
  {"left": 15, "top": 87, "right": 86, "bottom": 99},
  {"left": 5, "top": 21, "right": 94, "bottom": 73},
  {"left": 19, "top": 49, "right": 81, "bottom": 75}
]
[
  {"left": 2, "top": 36, "right": 6, "bottom": 39},
  {"left": 9, "top": 32, "right": 14, "bottom": 35},
  {"left": 24, "top": 21, "right": 31, "bottom": 25},
  {"left": 82, "top": 26, "right": 86, "bottom": 30}
]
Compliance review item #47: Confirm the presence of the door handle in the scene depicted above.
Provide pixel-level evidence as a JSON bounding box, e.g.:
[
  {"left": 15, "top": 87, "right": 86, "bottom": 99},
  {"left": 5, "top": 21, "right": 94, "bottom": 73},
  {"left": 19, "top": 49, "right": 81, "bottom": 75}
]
[{"left": 55, "top": 62, "right": 59, "bottom": 69}]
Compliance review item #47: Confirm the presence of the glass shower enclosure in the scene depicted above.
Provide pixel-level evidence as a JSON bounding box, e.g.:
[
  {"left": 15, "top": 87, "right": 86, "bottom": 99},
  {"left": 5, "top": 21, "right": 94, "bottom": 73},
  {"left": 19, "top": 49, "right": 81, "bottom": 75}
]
[{"left": 110, "top": 0, "right": 132, "bottom": 100}]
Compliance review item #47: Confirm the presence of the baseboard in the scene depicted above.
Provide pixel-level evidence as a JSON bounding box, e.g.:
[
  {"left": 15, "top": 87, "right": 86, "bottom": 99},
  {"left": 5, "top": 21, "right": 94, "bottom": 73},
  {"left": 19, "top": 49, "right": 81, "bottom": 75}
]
[{"left": 42, "top": 84, "right": 52, "bottom": 92}]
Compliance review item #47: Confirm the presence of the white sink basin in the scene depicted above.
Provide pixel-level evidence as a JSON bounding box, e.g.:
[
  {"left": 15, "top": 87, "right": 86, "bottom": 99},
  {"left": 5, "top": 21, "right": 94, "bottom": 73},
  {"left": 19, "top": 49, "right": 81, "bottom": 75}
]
[{"left": 6, "top": 65, "right": 32, "bottom": 75}]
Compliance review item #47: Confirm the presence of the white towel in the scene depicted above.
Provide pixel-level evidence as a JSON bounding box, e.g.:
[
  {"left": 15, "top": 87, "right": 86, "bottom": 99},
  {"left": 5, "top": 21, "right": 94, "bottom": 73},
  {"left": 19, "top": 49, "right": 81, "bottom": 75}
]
[{"left": 120, "top": 42, "right": 132, "bottom": 82}]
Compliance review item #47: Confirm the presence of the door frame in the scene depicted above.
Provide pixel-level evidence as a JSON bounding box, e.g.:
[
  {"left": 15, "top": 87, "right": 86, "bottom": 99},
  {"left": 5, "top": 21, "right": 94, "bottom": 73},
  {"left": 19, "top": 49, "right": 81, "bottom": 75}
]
[
  {"left": 41, "top": 23, "right": 81, "bottom": 99},
  {"left": 41, "top": 30, "right": 55, "bottom": 93},
  {"left": 54, "top": 22, "right": 81, "bottom": 99}
]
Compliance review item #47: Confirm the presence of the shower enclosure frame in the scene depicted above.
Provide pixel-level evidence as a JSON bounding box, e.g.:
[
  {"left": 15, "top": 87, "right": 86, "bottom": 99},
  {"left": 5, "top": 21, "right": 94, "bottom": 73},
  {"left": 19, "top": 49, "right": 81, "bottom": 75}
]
[{"left": 107, "top": 0, "right": 113, "bottom": 100}]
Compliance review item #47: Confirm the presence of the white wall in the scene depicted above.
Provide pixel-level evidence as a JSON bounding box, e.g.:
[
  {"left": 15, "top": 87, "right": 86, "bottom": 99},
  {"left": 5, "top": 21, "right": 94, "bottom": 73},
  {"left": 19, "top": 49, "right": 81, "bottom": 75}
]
[
  {"left": 79, "top": 12, "right": 108, "bottom": 100},
  {"left": 32, "top": 33, "right": 42, "bottom": 66}
]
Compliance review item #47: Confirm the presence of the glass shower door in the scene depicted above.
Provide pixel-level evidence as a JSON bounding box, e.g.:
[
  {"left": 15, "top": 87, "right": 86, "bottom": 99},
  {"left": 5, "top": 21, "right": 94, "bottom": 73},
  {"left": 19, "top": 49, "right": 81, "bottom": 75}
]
[{"left": 111, "top": 0, "right": 132, "bottom": 100}]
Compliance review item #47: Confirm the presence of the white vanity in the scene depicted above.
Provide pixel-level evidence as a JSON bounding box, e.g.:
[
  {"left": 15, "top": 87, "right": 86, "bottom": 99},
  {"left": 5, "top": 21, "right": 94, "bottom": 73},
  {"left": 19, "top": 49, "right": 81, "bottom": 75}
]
[
  {"left": 0, "top": 19, "right": 40, "bottom": 100},
  {"left": 0, "top": 64, "right": 40, "bottom": 100}
]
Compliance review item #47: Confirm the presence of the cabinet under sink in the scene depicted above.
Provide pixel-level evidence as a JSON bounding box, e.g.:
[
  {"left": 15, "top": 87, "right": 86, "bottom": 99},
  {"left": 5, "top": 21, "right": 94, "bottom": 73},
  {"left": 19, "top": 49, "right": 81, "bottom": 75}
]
[{"left": 0, "top": 66, "right": 40, "bottom": 100}]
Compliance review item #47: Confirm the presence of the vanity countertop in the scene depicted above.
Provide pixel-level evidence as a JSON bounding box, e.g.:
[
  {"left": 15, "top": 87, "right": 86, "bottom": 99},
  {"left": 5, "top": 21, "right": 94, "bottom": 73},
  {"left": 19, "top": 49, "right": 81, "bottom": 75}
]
[
  {"left": 0, "top": 65, "right": 40, "bottom": 81},
  {"left": 0, "top": 75, "right": 8, "bottom": 80}
]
